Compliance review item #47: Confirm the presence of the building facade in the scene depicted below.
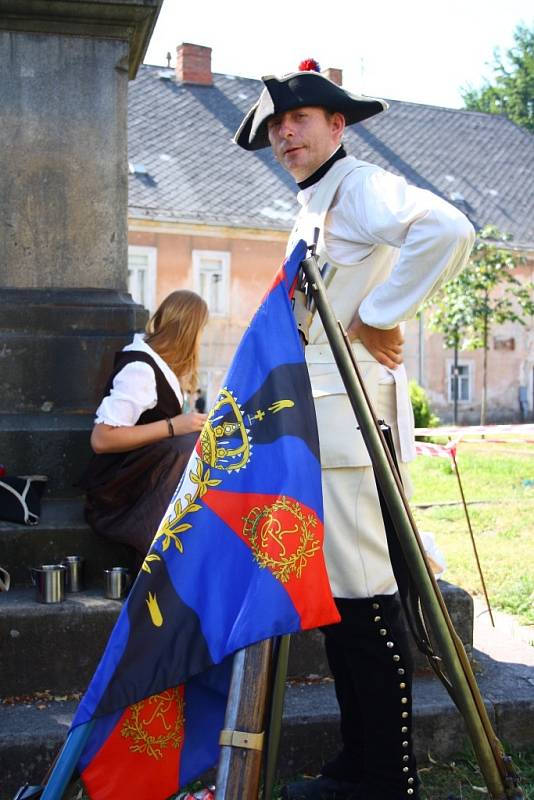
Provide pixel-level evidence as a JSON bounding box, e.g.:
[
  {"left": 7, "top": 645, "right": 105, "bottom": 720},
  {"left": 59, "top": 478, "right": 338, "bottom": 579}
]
[{"left": 127, "top": 44, "right": 534, "bottom": 422}]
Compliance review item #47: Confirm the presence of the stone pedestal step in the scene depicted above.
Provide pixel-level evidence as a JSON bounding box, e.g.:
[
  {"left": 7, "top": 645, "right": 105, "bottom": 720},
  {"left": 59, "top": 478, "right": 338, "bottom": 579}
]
[
  {"left": 1, "top": 650, "right": 532, "bottom": 800},
  {"left": 1, "top": 583, "right": 473, "bottom": 697},
  {"left": 0, "top": 415, "right": 92, "bottom": 499},
  {"left": 289, "top": 581, "right": 474, "bottom": 678},
  {"left": 1, "top": 588, "right": 328, "bottom": 696},
  {"left": 1, "top": 588, "right": 121, "bottom": 696},
  {"left": 0, "top": 498, "right": 136, "bottom": 587}
]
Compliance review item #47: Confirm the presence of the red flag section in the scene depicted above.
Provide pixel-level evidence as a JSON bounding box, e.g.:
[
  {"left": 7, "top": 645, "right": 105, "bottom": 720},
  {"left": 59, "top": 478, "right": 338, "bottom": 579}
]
[
  {"left": 82, "top": 686, "right": 185, "bottom": 800},
  {"left": 202, "top": 489, "right": 336, "bottom": 630}
]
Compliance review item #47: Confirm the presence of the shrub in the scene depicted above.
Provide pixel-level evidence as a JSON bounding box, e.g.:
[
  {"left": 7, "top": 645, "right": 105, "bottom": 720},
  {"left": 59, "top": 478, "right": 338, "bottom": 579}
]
[{"left": 409, "top": 380, "right": 440, "bottom": 429}]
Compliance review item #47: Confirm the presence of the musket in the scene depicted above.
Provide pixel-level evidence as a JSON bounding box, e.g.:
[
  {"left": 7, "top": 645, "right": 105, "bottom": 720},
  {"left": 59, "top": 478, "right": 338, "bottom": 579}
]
[
  {"left": 215, "top": 634, "right": 291, "bottom": 800},
  {"left": 216, "top": 640, "right": 274, "bottom": 799},
  {"left": 299, "top": 246, "right": 523, "bottom": 800}
]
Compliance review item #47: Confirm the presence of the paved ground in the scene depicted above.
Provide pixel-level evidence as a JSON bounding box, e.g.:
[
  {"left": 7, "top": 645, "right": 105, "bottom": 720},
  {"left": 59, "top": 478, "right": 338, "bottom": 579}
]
[{"left": 472, "top": 596, "right": 534, "bottom": 666}]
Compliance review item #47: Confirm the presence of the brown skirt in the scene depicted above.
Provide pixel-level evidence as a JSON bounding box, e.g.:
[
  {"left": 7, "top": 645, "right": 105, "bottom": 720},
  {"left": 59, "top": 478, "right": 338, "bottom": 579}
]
[{"left": 83, "top": 433, "right": 198, "bottom": 559}]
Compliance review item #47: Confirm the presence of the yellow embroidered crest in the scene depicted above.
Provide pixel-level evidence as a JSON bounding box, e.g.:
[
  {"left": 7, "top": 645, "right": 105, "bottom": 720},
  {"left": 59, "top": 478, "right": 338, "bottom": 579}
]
[
  {"left": 141, "top": 458, "right": 221, "bottom": 571},
  {"left": 242, "top": 496, "right": 320, "bottom": 582},
  {"left": 120, "top": 688, "right": 184, "bottom": 760},
  {"left": 199, "top": 388, "right": 252, "bottom": 472},
  {"left": 140, "top": 387, "right": 296, "bottom": 574}
]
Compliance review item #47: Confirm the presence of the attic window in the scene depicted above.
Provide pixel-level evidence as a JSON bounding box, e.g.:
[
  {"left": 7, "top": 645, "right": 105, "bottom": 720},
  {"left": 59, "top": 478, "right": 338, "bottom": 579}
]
[{"left": 129, "top": 162, "right": 148, "bottom": 176}]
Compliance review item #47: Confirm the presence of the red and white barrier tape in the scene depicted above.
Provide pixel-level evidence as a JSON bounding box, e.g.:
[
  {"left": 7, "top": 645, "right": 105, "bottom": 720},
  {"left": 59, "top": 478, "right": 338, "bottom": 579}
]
[
  {"left": 415, "top": 440, "right": 457, "bottom": 459},
  {"left": 414, "top": 423, "right": 534, "bottom": 458}
]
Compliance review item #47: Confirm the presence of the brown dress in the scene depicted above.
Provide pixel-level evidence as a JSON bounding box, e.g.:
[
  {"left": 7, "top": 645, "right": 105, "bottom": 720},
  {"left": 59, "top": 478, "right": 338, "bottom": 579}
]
[{"left": 80, "top": 351, "right": 197, "bottom": 559}]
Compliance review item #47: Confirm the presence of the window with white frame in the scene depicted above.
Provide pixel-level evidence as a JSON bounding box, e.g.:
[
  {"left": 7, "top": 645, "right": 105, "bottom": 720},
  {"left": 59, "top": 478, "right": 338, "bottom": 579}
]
[
  {"left": 128, "top": 245, "right": 157, "bottom": 314},
  {"left": 447, "top": 361, "right": 472, "bottom": 402},
  {"left": 192, "top": 250, "right": 230, "bottom": 316}
]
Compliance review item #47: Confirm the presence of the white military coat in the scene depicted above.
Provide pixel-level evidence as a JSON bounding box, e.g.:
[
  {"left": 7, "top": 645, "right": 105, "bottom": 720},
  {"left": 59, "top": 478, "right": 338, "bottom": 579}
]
[{"left": 286, "top": 155, "right": 475, "bottom": 598}]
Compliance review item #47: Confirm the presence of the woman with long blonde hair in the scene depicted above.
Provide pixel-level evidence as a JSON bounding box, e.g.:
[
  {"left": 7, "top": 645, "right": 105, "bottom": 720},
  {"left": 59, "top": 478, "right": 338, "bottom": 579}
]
[{"left": 81, "top": 291, "right": 208, "bottom": 559}]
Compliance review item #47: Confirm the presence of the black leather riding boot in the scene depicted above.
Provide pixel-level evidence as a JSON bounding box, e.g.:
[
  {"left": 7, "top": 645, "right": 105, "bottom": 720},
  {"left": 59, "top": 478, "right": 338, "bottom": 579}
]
[{"left": 320, "top": 594, "right": 419, "bottom": 799}]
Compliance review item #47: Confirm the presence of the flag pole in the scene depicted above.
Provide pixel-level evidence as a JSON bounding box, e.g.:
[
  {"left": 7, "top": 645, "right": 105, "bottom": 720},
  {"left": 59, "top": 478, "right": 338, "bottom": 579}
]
[
  {"left": 39, "top": 720, "right": 95, "bottom": 800},
  {"left": 300, "top": 252, "right": 523, "bottom": 800}
]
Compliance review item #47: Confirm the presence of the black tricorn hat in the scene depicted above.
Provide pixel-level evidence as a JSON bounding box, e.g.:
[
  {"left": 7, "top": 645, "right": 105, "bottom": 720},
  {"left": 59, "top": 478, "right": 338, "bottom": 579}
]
[{"left": 234, "top": 69, "right": 388, "bottom": 151}]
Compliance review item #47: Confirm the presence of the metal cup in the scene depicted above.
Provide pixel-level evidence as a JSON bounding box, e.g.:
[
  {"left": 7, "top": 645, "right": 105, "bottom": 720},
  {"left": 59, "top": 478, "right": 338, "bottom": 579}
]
[
  {"left": 104, "top": 567, "right": 132, "bottom": 600},
  {"left": 30, "top": 564, "right": 66, "bottom": 604},
  {"left": 62, "top": 555, "right": 84, "bottom": 593}
]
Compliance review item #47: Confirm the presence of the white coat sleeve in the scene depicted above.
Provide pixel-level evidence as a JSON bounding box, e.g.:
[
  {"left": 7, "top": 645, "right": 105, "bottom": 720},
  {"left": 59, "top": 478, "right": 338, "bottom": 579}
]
[
  {"left": 94, "top": 361, "right": 158, "bottom": 426},
  {"left": 354, "top": 170, "right": 476, "bottom": 329}
]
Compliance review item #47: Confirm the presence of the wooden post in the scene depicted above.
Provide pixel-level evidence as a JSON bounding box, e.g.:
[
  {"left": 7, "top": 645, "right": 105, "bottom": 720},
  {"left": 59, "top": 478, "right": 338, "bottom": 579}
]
[
  {"left": 216, "top": 640, "right": 274, "bottom": 799},
  {"left": 450, "top": 448, "right": 495, "bottom": 627}
]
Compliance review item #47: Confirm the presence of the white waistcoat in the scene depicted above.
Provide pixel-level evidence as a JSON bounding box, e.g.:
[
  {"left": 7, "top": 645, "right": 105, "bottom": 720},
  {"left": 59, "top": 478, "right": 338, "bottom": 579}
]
[{"left": 287, "top": 158, "right": 416, "bottom": 468}]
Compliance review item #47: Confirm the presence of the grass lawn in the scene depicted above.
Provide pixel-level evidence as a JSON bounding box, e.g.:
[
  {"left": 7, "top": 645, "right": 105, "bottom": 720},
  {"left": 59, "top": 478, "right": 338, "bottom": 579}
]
[
  {"left": 415, "top": 745, "right": 534, "bottom": 799},
  {"left": 74, "top": 745, "right": 534, "bottom": 799},
  {"left": 269, "top": 745, "right": 534, "bottom": 798},
  {"left": 408, "top": 440, "right": 534, "bottom": 627}
]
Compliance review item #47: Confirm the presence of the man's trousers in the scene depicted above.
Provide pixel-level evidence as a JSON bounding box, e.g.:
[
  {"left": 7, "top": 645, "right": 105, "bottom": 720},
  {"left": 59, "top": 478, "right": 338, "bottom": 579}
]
[{"left": 320, "top": 594, "right": 418, "bottom": 799}]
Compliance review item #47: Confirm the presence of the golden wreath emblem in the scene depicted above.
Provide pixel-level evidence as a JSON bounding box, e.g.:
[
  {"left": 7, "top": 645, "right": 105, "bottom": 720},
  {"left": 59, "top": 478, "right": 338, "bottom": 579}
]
[
  {"left": 120, "top": 687, "right": 184, "bottom": 760},
  {"left": 242, "top": 496, "right": 321, "bottom": 583},
  {"left": 142, "top": 458, "right": 221, "bottom": 575}
]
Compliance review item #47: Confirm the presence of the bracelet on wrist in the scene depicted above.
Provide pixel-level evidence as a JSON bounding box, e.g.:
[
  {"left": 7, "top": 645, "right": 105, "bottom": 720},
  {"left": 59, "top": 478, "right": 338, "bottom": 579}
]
[{"left": 166, "top": 418, "right": 175, "bottom": 438}]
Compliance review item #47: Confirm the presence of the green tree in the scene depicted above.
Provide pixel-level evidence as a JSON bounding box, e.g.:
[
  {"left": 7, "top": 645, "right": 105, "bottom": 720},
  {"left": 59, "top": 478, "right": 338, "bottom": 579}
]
[
  {"left": 426, "top": 225, "right": 534, "bottom": 425},
  {"left": 461, "top": 22, "right": 534, "bottom": 132},
  {"left": 409, "top": 380, "right": 440, "bottom": 429}
]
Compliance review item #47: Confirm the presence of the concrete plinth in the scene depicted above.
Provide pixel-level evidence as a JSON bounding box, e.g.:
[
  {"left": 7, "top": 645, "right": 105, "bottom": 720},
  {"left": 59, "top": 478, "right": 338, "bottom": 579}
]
[
  {"left": 0, "top": 289, "right": 147, "bottom": 493},
  {"left": 0, "top": 32, "right": 128, "bottom": 290},
  {"left": 0, "top": 0, "right": 162, "bottom": 495}
]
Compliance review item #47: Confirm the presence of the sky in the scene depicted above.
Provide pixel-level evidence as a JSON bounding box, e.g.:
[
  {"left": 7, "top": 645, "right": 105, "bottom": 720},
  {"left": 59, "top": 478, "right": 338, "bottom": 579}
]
[{"left": 143, "top": 0, "right": 533, "bottom": 109}]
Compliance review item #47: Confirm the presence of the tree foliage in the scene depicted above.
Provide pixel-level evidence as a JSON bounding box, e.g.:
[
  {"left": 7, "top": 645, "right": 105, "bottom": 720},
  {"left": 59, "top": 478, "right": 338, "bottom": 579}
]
[
  {"left": 427, "top": 225, "right": 532, "bottom": 346},
  {"left": 425, "top": 225, "right": 534, "bottom": 423},
  {"left": 461, "top": 22, "right": 534, "bottom": 132},
  {"left": 409, "top": 380, "right": 440, "bottom": 429}
]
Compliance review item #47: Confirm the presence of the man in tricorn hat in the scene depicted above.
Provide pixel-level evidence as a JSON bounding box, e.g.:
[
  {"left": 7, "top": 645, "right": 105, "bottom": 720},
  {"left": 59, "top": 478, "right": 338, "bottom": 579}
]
[{"left": 235, "top": 62, "right": 475, "bottom": 800}]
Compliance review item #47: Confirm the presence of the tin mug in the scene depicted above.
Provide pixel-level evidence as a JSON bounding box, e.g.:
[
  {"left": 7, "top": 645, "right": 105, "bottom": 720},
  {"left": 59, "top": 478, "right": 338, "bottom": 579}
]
[
  {"left": 62, "top": 555, "right": 84, "bottom": 593},
  {"left": 30, "top": 564, "right": 66, "bottom": 604},
  {"left": 104, "top": 567, "right": 132, "bottom": 600}
]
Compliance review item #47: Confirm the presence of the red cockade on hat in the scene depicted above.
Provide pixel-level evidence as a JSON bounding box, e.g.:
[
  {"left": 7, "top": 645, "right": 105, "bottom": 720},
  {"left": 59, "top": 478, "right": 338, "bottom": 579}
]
[{"left": 298, "top": 58, "right": 321, "bottom": 72}]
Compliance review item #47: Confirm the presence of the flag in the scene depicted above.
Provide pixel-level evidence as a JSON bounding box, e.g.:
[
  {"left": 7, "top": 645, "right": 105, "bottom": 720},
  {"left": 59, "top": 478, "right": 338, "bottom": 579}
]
[{"left": 72, "top": 239, "right": 340, "bottom": 800}]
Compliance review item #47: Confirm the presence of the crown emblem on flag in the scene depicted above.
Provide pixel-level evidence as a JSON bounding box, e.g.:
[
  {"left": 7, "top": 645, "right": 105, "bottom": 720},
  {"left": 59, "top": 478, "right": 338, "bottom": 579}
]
[{"left": 199, "top": 388, "right": 252, "bottom": 472}]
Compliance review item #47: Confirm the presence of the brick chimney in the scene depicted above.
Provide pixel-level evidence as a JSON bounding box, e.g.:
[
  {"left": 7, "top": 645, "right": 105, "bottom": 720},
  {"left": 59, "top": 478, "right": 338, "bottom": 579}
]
[
  {"left": 322, "top": 67, "right": 343, "bottom": 86},
  {"left": 176, "top": 43, "right": 213, "bottom": 85}
]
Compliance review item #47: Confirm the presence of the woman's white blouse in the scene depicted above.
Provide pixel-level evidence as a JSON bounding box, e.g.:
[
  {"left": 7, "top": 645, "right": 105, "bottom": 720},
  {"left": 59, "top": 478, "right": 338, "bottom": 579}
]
[{"left": 95, "top": 334, "right": 183, "bottom": 426}]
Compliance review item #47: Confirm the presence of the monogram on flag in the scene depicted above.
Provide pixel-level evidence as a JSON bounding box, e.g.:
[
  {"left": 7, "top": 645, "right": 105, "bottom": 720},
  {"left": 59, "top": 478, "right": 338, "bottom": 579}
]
[{"left": 71, "top": 239, "right": 340, "bottom": 800}]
